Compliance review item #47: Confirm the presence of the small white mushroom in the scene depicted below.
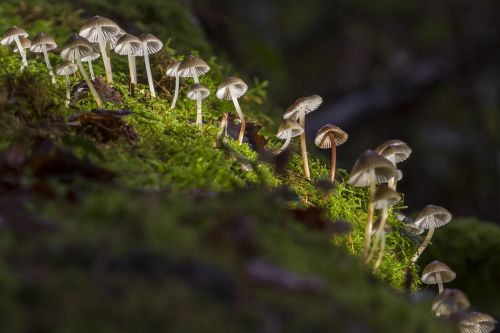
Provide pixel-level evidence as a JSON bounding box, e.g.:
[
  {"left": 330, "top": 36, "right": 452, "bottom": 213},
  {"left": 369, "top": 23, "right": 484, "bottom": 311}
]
[
  {"left": 186, "top": 83, "right": 210, "bottom": 127},
  {"left": 1, "top": 26, "right": 29, "bottom": 71},
  {"left": 135, "top": 34, "right": 163, "bottom": 98},
  {"left": 275, "top": 119, "right": 303, "bottom": 155},
  {"left": 56, "top": 60, "right": 78, "bottom": 106},
  {"left": 114, "top": 34, "right": 142, "bottom": 95},
  {"left": 216, "top": 77, "right": 248, "bottom": 145},
  {"left": 166, "top": 61, "right": 182, "bottom": 109}
]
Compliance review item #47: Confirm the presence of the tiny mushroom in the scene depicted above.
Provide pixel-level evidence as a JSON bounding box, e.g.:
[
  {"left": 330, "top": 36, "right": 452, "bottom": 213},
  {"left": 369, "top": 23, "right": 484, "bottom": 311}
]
[
  {"left": 30, "top": 33, "right": 58, "bottom": 84},
  {"left": 458, "top": 311, "right": 497, "bottom": 333},
  {"left": 283, "top": 95, "right": 323, "bottom": 180},
  {"left": 13, "top": 37, "right": 31, "bottom": 65},
  {"left": 432, "top": 288, "right": 470, "bottom": 318},
  {"left": 178, "top": 55, "right": 210, "bottom": 84},
  {"left": 114, "top": 34, "right": 141, "bottom": 95},
  {"left": 166, "top": 61, "right": 182, "bottom": 109},
  {"left": 348, "top": 150, "right": 397, "bottom": 258},
  {"left": 79, "top": 15, "right": 121, "bottom": 83},
  {"left": 81, "top": 46, "right": 100, "bottom": 80},
  {"left": 1, "top": 26, "right": 29, "bottom": 71},
  {"left": 411, "top": 204, "right": 452, "bottom": 262},
  {"left": 216, "top": 77, "right": 248, "bottom": 145},
  {"left": 422, "top": 260, "right": 456, "bottom": 294},
  {"left": 60, "top": 34, "right": 102, "bottom": 107},
  {"left": 56, "top": 60, "right": 78, "bottom": 106},
  {"left": 375, "top": 139, "right": 412, "bottom": 190},
  {"left": 314, "top": 124, "right": 348, "bottom": 183},
  {"left": 186, "top": 83, "right": 210, "bottom": 127},
  {"left": 135, "top": 33, "right": 163, "bottom": 98},
  {"left": 275, "top": 119, "right": 303, "bottom": 155}
]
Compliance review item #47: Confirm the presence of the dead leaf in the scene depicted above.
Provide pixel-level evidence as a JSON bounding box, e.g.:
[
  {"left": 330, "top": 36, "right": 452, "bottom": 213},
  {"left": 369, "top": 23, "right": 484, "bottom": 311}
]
[{"left": 73, "top": 78, "right": 123, "bottom": 105}]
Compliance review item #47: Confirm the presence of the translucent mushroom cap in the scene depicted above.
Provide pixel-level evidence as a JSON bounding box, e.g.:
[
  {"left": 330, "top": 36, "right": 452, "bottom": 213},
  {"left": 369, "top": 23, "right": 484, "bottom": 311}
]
[
  {"left": 314, "top": 124, "right": 348, "bottom": 149},
  {"left": 56, "top": 60, "right": 78, "bottom": 76},
  {"left": 13, "top": 37, "right": 31, "bottom": 53},
  {"left": 432, "top": 289, "right": 470, "bottom": 318},
  {"left": 422, "top": 260, "right": 456, "bottom": 284},
  {"left": 348, "top": 150, "right": 398, "bottom": 187},
  {"left": 134, "top": 34, "right": 163, "bottom": 56},
  {"left": 30, "top": 32, "right": 57, "bottom": 53},
  {"left": 459, "top": 312, "right": 497, "bottom": 333},
  {"left": 1, "top": 26, "right": 28, "bottom": 45},
  {"left": 277, "top": 119, "right": 303, "bottom": 140},
  {"left": 114, "top": 34, "right": 141, "bottom": 55},
  {"left": 165, "top": 61, "right": 181, "bottom": 77},
  {"left": 186, "top": 83, "right": 210, "bottom": 100},
  {"left": 79, "top": 15, "right": 121, "bottom": 42},
  {"left": 371, "top": 216, "right": 392, "bottom": 235},
  {"left": 178, "top": 55, "right": 210, "bottom": 78},
  {"left": 414, "top": 204, "right": 452, "bottom": 229},
  {"left": 60, "top": 35, "right": 94, "bottom": 61},
  {"left": 375, "top": 139, "right": 412, "bottom": 164},
  {"left": 80, "top": 47, "right": 100, "bottom": 62},
  {"left": 216, "top": 77, "right": 248, "bottom": 100},
  {"left": 373, "top": 185, "right": 402, "bottom": 210},
  {"left": 283, "top": 95, "right": 323, "bottom": 120}
]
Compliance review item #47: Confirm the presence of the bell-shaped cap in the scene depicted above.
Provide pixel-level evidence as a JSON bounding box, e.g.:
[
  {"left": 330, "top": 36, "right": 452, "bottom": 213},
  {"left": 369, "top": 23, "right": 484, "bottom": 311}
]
[
  {"left": 373, "top": 185, "right": 402, "bottom": 210},
  {"left": 134, "top": 33, "right": 163, "bottom": 56},
  {"left": 30, "top": 32, "right": 57, "bottom": 53},
  {"left": 348, "top": 150, "right": 397, "bottom": 187},
  {"left": 60, "top": 34, "right": 94, "bottom": 61},
  {"left": 1, "top": 26, "right": 28, "bottom": 45},
  {"left": 283, "top": 95, "right": 322, "bottom": 120},
  {"left": 79, "top": 15, "right": 121, "bottom": 42},
  {"left": 375, "top": 139, "right": 412, "bottom": 164},
  {"left": 216, "top": 77, "right": 248, "bottom": 100},
  {"left": 414, "top": 204, "right": 452, "bottom": 229},
  {"left": 277, "top": 119, "right": 303, "bottom": 140},
  {"left": 314, "top": 124, "right": 348, "bottom": 149},
  {"left": 80, "top": 47, "right": 100, "bottom": 62},
  {"left": 56, "top": 60, "right": 78, "bottom": 76},
  {"left": 422, "top": 260, "right": 456, "bottom": 284},
  {"left": 432, "top": 289, "right": 470, "bottom": 318},
  {"left": 458, "top": 312, "right": 497, "bottom": 333},
  {"left": 178, "top": 55, "right": 210, "bottom": 78},
  {"left": 166, "top": 61, "right": 181, "bottom": 77},
  {"left": 114, "top": 34, "right": 141, "bottom": 55},
  {"left": 186, "top": 83, "right": 210, "bottom": 100},
  {"left": 13, "top": 37, "right": 31, "bottom": 53}
]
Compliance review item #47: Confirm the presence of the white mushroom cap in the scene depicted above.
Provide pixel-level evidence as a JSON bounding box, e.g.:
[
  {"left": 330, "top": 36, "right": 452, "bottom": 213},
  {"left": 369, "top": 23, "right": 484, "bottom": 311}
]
[
  {"left": 421, "top": 260, "right": 456, "bottom": 284},
  {"left": 166, "top": 61, "right": 181, "bottom": 77},
  {"left": 80, "top": 47, "right": 100, "bottom": 62},
  {"left": 373, "top": 185, "right": 402, "bottom": 210},
  {"left": 186, "top": 83, "right": 210, "bottom": 100},
  {"left": 348, "top": 150, "right": 398, "bottom": 187},
  {"left": 114, "top": 34, "right": 141, "bottom": 56},
  {"left": 277, "top": 119, "right": 303, "bottom": 140},
  {"left": 178, "top": 55, "right": 210, "bottom": 78},
  {"left": 458, "top": 312, "right": 497, "bottom": 333},
  {"left": 56, "top": 60, "right": 78, "bottom": 76},
  {"left": 216, "top": 77, "right": 248, "bottom": 100},
  {"left": 79, "top": 16, "right": 121, "bottom": 42},
  {"left": 60, "top": 35, "right": 94, "bottom": 61},
  {"left": 1, "top": 26, "right": 28, "bottom": 45},
  {"left": 283, "top": 95, "right": 323, "bottom": 120},
  {"left": 134, "top": 34, "right": 163, "bottom": 56},
  {"left": 13, "top": 37, "right": 31, "bottom": 53},
  {"left": 414, "top": 205, "right": 452, "bottom": 229},
  {"left": 314, "top": 124, "right": 348, "bottom": 149},
  {"left": 375, "top": 139, "right": 412, "bottom": 164},
  {"left": 30, "top": 32, "right": 57, "bottom": 53},
  {"left": 432, "top": 289, "right": 470, "bottom": 318}
]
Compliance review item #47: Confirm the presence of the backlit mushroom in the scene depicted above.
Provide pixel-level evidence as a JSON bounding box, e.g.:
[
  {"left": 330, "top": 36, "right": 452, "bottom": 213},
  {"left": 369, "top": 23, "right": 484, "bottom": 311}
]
[
  {"left": 275, "top": 119, "right": 303, "bottom": 155},
  {"left": 216, "top": 77, "right": 248, "bottom": 145},
  {"left": 314, "top": 124, "right": 348, "bottom": 183},
  {"left": 135, "top": 33, "right": 163, "bottom": 98},
  {"left": 56, "top": 60, "right": 78, "bottom": 106},
  {"left": 283, "top": 95, "right": 323, "bottom": 180},
  {"left": 432, "top": 288, "right": 469, "bottom": 318},
  {"left": 30, "top": 33, "right": 57, "bottom": 84},
  {"left": 1, "top": 26, "right": 29, "bottom": 71},
  {"left": 166, "top": 61, "right": 182, "bottom": 109},
  {"left": 348, "top": 150, "right": 397, "bottom": 258},
  {"left": 422, "top": 260, "right": 456, "bottom": 294},
  {"left": 178, "top": 55, "right": 210, "bottom": 84},
  {"left": 81, "top": 46, "right": 100, "bottom": 80},
  {"left": 60, "top": 34, "right": 102, "bottom": 107},
  {"left": 79, "top": 16, "right": 120, "bottom": 83},
  {"left": 186, "top": 83, "right": 210, "bottom": 127},
  {"left": 114, "top": 34, "right": 141, "bottom": 95},
  {"left": 458, "top": 311, "right": 497, "bottom": 333},
  {"left": 375, "top": 139, "right": 412, "bottom": 190},
  {"left": 411, "top": 204, "right": 452, "bottom": 262}
]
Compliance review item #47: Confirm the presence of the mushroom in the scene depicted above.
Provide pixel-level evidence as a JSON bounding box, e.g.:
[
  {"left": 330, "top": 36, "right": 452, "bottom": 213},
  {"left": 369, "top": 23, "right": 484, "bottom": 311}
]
[
  {"left": 135, "top": 33, "right": 163, "bottom": 98},
  {"left": 1, "top": 26, "right": 29, "bottom": 71},
  {"left": 458, "top": 312, "right": 497, "bottom": 333},
  {"left": 348, "top": 150, "right": 397, "bottom": 258},
  {"left": 283, "top": 95, "right": 323, "bottom": 180},
  {"left": 79, "top": 16, "right": 121, "bottom": 83},
  {"left": 431, "top": 289, "right": 470, "bottom": 318},
  {"left": 375, "top": 139, "right": 412, "bottom": 190},
  {"left": 216, "top": 77, "right": 248, "bottom": 145},
  {"left": 60, "top": 34, "right": 102, "bottom": 107},
  {"left": 56, "top": 60, "right": 78, "bottom": 106},
  {"left": 186, "top": 83, "right": 210, "bottom": 127},
  {"left": 314, "top": 124, "right": 348, "bottom": 183},
  {"left": 178, "top": 55, "right": 210, "bottom": 84},
  {"left": 114, "top": 34, "right": 141, "bottom": 95},
  {"left": 81, "top": 46, "right": 100, "bottom": 80},
  {"left": 422, "top": 260, "right": 456, "bottom": 294},
  {"left": 30, "top": 33, "right": 58, "bottom": 84},
  {"left": 13, "top": 37, "right": 31, "bottom": 66},
  {"left": 411, "top": 204, "right": 452, "bottom": 262},
  {"left": 166, "top": 61, "right": 182, "bottom": 109},
  {"left": 274, "top": 119, "right": 303, "bottom": 155}
]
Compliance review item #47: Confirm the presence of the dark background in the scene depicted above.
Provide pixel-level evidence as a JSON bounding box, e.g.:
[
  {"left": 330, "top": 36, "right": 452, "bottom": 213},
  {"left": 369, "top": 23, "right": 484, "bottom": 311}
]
[{"left": 189, "top": 0, "right": 500, "bottom": 223}]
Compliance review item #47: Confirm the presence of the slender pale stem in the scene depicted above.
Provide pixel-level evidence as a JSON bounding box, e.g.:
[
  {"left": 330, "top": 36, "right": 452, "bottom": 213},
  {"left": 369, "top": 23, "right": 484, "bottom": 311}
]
[
  {"left": 14, "top": 35, "right": 27, "bottom": 71},
  {"left": 230, "top": 87, "right": 245, "bottom": 145},
  {"left": 371, "top": 202, "right": 389, "bottom": 267},
  {"left": 97, "top": 31, "right": 112, "bottom": 83},
  {"left": 192, "top": 69, "right": 200, "bottom": 84},
  {"left": 388, "top": 177, "right": 396, "bottom": 190},
  {"left": 130, "top": 55, "right": 137, "bottom": 96},
  {"left": 170, "top": 74, "right": 180, "bottom": 110},
  {"left": 65, "top": 74, "right": 71, "bottom": 106},
  {"left": 274, "top": 136, "right": 292, "bottom": 155},
  {"left": 374, "top": 234, "right": 386, "bottom": 271},
  {"left": 87, "top": 61, "right": 95, "bottom": 80},
  {"left": 436, "top": 274, "right": 444, "bottom": 294},
  {"left": 363, "top": 170, "right": 376, "bottom": 259},
  {"left": 76, "top": 54, "right": 102, "bottom": 107},
  {"left": 196, "top": 98, "right": 203, "bottom": 126},
  {"left": 143, "top": 46, "right": 156, "bottom": 97},
  {"left": 412, "top": 227, "right": 435, "bottom": 262},
  {"left": 329, "top": 134, "right": 337, "bottom": 183},
  {"left": 42, "top": 47, "right": 56, "bottom": 84},
  {"left": 299, "top": 113, "right": 310, "bottom": 179}
]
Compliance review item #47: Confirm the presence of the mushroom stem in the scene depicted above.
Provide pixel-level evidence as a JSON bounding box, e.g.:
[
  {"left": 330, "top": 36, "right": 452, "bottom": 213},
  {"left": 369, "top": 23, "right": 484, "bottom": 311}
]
[
  {"left": 412, "top": 227, "right": 435, "bottom": 262},
  {"left": 274, "top": 136, "right": 292, "bottom": 155},
  {"left": 87, "top": 61, "right": 95, "bottom": 80},
  {"left": 65, "top": 73, "right": 71, "bottom": 106},
  {"left": 42, "top": 47, "right": 56, "bottom": 85},
  {"left": 329, "top": 133, "right": 337, "bottom": 183},
  {"left": 230, "top": 87, "right": 245, "bottom": 145},
  {"left": 14, "top": 35, "right": 27, "bottom": 71},
  {"left": 388, "top": 177, "right": 396, "bottom": 190},
  {"left": 192, "top": 69, "right": 200, "bottom": 84},
  {"left": 75, "top": 55, "right": 102, "bottom": 107},
  {"left": 97, "top": 32, "right": 113, "bottom": 83},
  {"left": 170, "top": 73, "right": 180, "bottom": 110},
  {"left": 196, "top": 97, "right": 203, "bottom": 126},
  {"left": 374, "top": 233, "right": 386, "bottom": 271},
  {"left": 127, "top": 53, "right": 135, "bottom": 95},
  {"left": 142, "top": 46, "right": 156, "bottom": 97},
  {"left": 299, "top": 112, "right": 311, "bottom": 179},
  {"left": 363, "top": 170, "right": 376, "bottom": 259}
]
